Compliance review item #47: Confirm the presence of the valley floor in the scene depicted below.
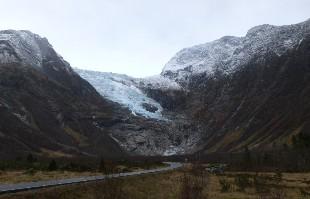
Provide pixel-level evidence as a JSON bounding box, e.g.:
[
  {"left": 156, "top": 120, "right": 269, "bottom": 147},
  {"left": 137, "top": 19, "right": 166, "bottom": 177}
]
[{"left": 1, "top": 167, "right": 310, "bottom": 199}]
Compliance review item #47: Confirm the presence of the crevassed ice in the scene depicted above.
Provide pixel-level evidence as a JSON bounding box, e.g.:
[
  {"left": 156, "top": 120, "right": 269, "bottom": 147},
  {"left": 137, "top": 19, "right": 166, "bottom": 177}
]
[
  {"left": 136, "top": 74, "right": 181, "bottom": 90},
  {"left": 163, "top": 146, "right": 184, "bottom": 156},
  {"left": 76, "top": 69, "right": 167, "bottom": 120}
]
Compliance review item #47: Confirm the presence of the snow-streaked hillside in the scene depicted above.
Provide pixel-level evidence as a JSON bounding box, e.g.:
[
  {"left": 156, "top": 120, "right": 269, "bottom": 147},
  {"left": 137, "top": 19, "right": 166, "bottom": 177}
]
[
  {"left": 162, "top": 19, "right": 310, "bottom": 81},
  {"left": 76, "top": 69, "right": 181, "bottom": 120},
  {"left": 0, "top": 30, "right": 43, "bottom": 67},
  {"left": 0, "top": 29, "right": 74, "bottom": 77}
]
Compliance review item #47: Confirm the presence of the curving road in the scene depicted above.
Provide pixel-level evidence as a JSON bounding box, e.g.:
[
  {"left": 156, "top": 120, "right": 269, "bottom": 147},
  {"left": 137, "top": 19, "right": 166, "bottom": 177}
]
[{"left": 0, "top": 162, "right": 182, "bottom": 195}]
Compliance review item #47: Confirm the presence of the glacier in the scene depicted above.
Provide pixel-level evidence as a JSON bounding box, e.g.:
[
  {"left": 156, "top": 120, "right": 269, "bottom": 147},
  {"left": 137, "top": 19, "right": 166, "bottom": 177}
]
[{"left": 76, "top": 69, "right": 182, "bottom": 120}]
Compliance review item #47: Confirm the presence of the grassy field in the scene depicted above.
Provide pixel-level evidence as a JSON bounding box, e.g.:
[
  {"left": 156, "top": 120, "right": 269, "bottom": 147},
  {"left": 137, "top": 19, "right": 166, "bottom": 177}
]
[
  {"left": 2, "top": 165, "right": 310, "bottom": 199},
  {"left": 207, "top": 172, "right": 310, "bottom": 198},
  {"left": 0, "top": 171, "right": 181, "bottom": 199}
]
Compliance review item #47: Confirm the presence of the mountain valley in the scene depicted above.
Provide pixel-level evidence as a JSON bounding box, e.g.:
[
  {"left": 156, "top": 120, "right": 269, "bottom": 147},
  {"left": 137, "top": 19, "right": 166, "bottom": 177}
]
[{"left": 0, "top": 19, "right": 310, "bottom": 158}]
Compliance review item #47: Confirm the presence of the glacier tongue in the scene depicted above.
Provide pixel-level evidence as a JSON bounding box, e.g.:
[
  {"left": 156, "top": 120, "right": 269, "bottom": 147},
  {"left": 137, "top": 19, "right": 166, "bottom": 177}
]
[{"left": 76, "top": 69, "right": 168, "bottom": 120}]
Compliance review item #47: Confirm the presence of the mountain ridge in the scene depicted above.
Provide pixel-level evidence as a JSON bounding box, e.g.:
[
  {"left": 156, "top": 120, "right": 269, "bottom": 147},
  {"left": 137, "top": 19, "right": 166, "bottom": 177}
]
[
  {"left": 77, "top": 18, "right": 310, "bottom": 155},
  {"left": 0, "top": 30, "right": 127, "bottom": 159},
  {"left": 1, "top": 18, "right": 310, "bottom": 158},
  {"left": 161, "top": 18, "right": 310, "bottom": 84}
]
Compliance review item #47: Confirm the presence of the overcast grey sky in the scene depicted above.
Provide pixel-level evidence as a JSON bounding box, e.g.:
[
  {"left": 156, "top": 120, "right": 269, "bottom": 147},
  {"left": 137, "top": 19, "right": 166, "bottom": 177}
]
[{"left": 0, "top": 0, "right": 309, "bottom": 77}]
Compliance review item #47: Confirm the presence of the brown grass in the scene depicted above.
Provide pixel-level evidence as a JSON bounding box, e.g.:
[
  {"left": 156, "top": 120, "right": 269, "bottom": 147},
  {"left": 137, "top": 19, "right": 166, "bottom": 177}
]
[
  {"left": 0, "top": 171, "right": 182, "bottom": 199},
  {"left": 1, "top": 170, "right": 310, "bottom": 199},
  {"left": 63, "top": 126, "right": 89, "bottom": 147},
  {"left": 40, "top": 148, "right": 73, "bottom": 158}
]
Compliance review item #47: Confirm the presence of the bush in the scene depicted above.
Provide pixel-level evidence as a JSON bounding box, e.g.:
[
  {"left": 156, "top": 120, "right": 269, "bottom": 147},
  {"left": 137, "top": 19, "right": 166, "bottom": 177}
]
[
  {"left": 98, "top": 158, "right": 106, "bottom": 171},
  {"left": 219, "top": 178, "right": 231, "bottom": 192},
  {"left": 95, "top": 178, "right": 126, "bottom": 199},
  {"left": 253, "top": 174, "right": 270, "bottom": 193},
  {"left": 274, "top": 171, "right": 283, "bottom": 184},
  {"left": 24, "top": 168, "right": 36, "bottom": 176},
  {"left": 48, "top": 159, "right": 58, "bottom": 171},
  {"left": 26, "top": 153, "right": 36, "bottom": 163},
  {"left": 257, "top": 189, "right": 287, "bottom": 199},
  {"left": 234, "top": 174, "right": 251, "bottom": 192},
  {"left": 300, "top": 188, "right": 310, "bottom": 198},
  {"left": 179, "top": 164, "right": 208, "bottom": 199}
]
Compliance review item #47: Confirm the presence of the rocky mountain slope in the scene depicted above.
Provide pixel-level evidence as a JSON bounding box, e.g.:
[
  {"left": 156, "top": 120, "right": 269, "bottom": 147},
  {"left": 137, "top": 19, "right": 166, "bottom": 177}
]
[
  {"left": 0, "top": 30, "right": 126, "bottom": 159},
  {"left": 159, "top": 19, "right": 310, "bottom": 153},
  {"left": 1, "top": 19, "right": 310, "bottom": 158},
  {"left": 76, "top": 19, "right": 310, "bottom": 155},
  {"left": 0, "top": 30, "right": 200, "bottom": 158},
  {"left": 75, "top": 69, "right": 202, "bottom": 155},
  {"left": 162, "top": 19, "right": 310, "bottom": 84}
]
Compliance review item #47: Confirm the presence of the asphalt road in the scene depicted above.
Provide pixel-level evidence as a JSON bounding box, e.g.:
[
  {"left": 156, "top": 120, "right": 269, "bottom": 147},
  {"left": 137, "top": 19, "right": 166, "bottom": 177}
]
[{"left": 0, "top": 162, "right": 182, "bottom": 194}]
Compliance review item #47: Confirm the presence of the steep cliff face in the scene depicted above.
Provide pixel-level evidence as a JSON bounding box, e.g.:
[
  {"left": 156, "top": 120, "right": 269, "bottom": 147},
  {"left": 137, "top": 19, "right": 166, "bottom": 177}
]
[{"left": 0, "top": 30, "right": 125, "bottom": 159}]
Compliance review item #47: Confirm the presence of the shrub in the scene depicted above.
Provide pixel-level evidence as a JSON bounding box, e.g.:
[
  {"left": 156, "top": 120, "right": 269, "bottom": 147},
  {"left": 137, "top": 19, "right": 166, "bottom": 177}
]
[
  {"left": 24, "top": 168, "right": 36, "bottom": 176},
  {"left": 48, "top": 159, "right": 58, "bottom": 171},
  {"left": 219, "top": 178, "right": 231, "bottom": 192},
  {"left": 95, "top": 178, "right": 126, "bottom": 199},
  {"left": 274, "top": 171, "right": 283, "bottom": 184},
  {"left": 26, "top": 153, "right": 36, "bottom": 163},
  {"left": 234, "top": 174, "right": 251, "bottom": 192},
  {"left": 98, "top": 158, "right": 106, "bottom": 171},
  {"left": 300, "top": 188, "right": 310, "bottom": 198},
  {"left": 253, "top": 174, "right": 269, "bottom": 193},
  {"left": 257, "top": 189, "right": 287, "bottom": 199},
  {"left": 179, "top": 164, "right": 208, "bottom": 199}
]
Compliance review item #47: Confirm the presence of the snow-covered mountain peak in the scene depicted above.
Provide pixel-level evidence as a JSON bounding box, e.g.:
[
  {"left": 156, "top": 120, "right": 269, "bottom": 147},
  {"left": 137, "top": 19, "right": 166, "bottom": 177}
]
[
  {"left": 246, "top": 24, "right": 276, "bottom": 37},
  {"left": 0, "top": 30, "right": 72, "bottom": 73},
  {"left": 0, "top": 30, "right": 45, "bottom": 67},
  {"left": 162, "top": 19, "right": 310, "bottom": 82},
  {"left": 161, "top": 35, "right": 242, "bottom": 80}
]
